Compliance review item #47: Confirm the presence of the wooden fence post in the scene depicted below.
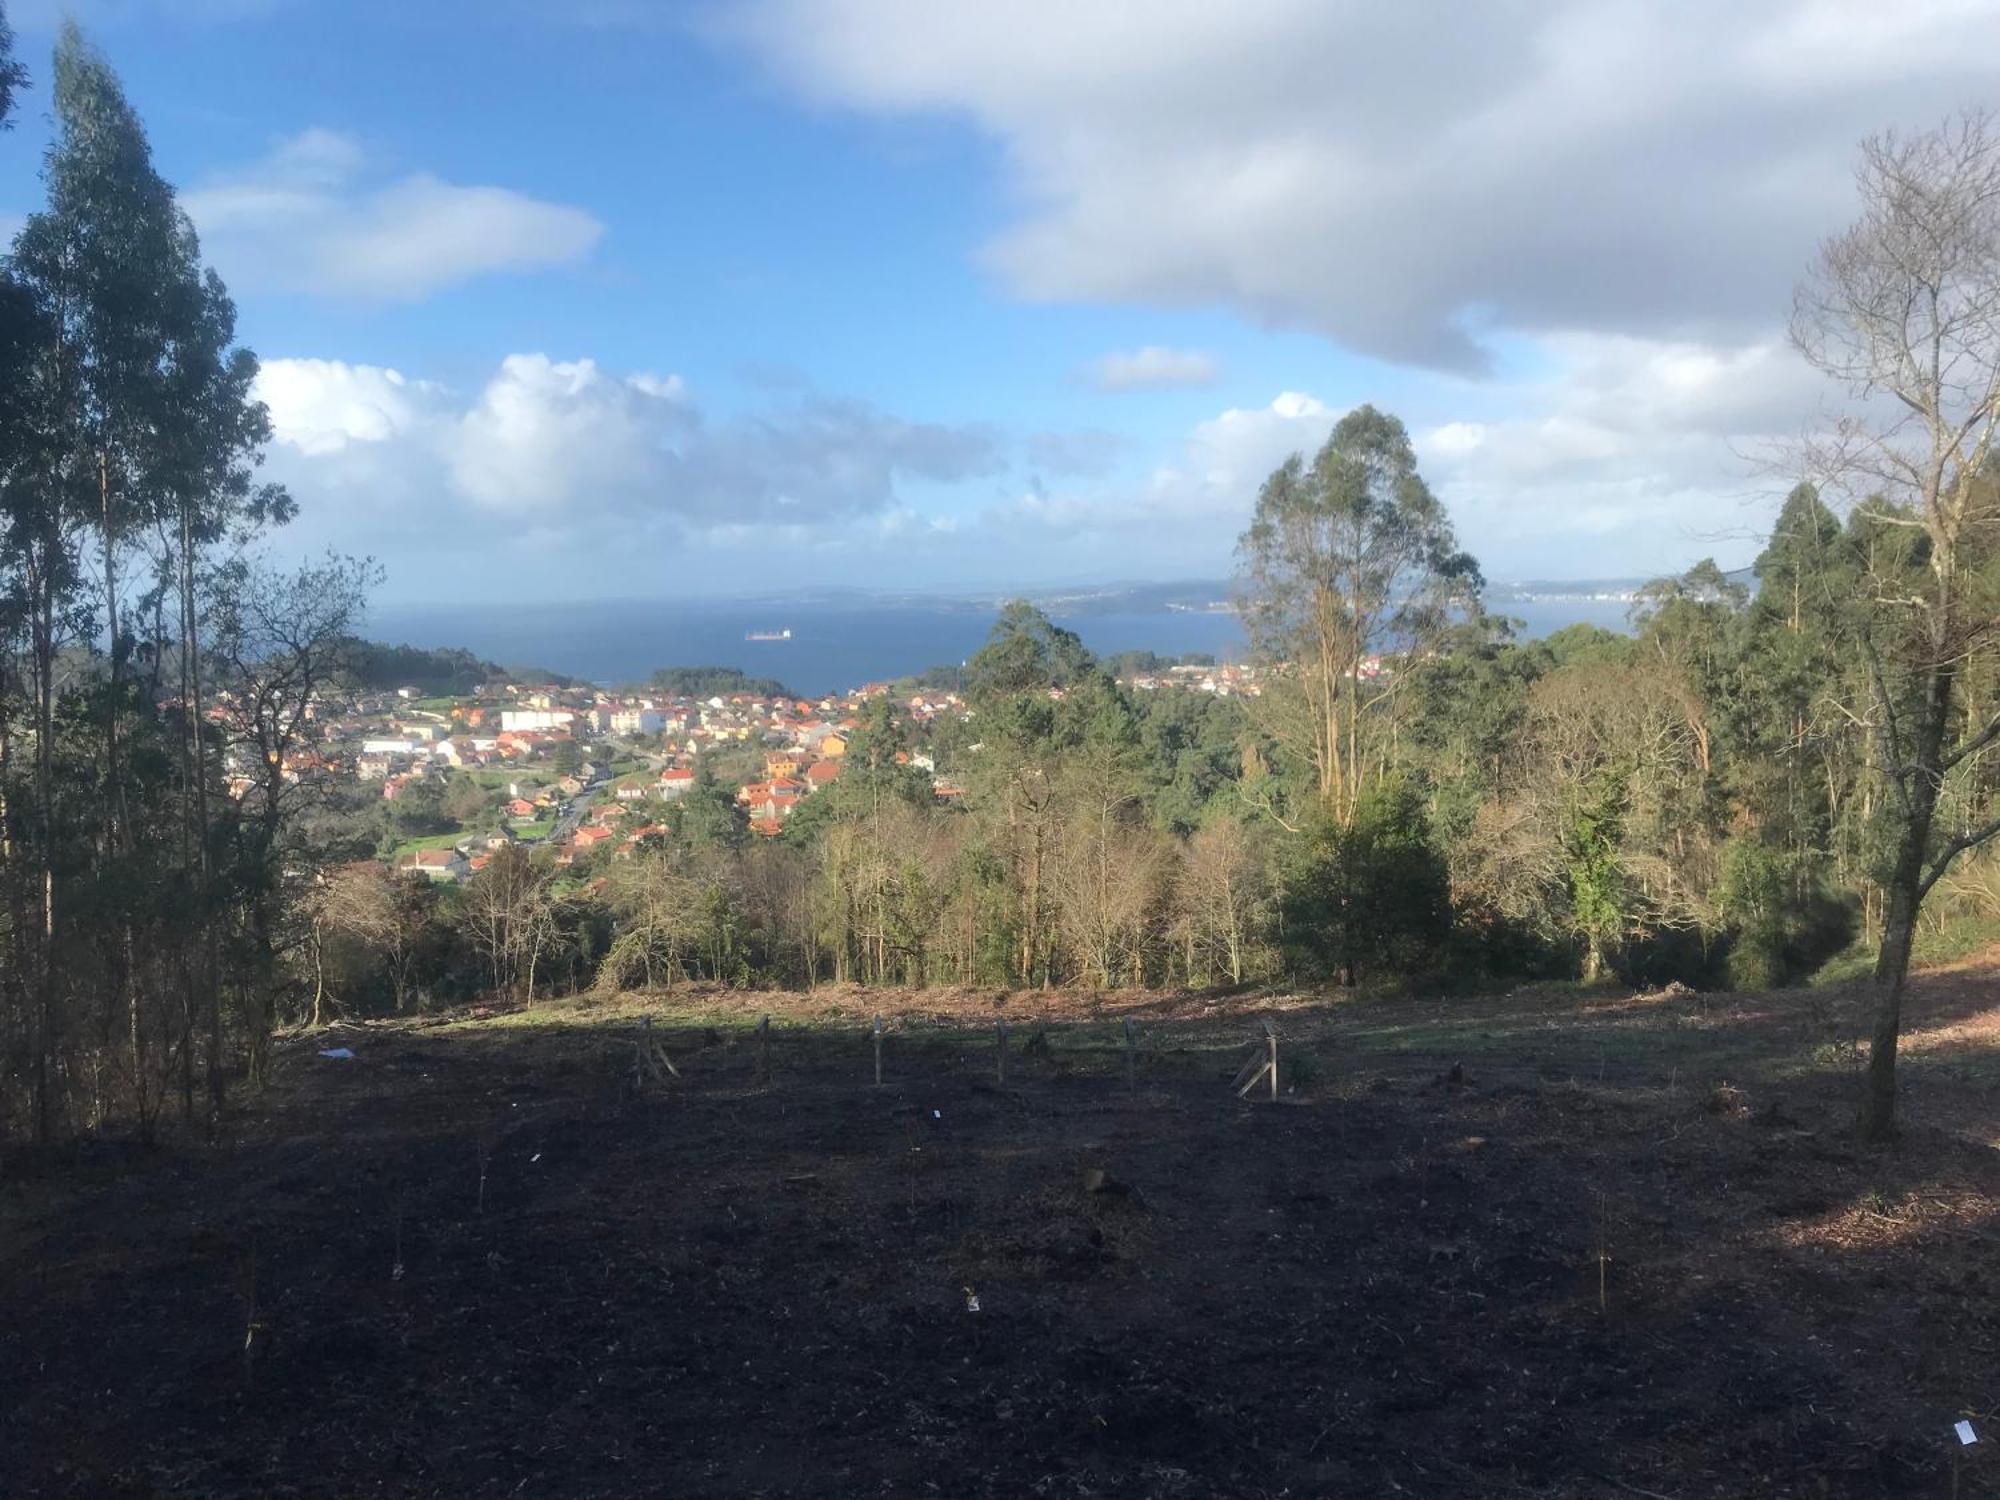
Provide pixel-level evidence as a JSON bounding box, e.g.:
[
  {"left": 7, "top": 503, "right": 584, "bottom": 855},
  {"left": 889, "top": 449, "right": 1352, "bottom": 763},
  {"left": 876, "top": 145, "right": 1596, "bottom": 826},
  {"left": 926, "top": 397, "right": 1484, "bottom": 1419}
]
[
  {"left": 757, "top": 1014, "right": 771, "bottom": 1086},
  {"left": 996, "top": 1020, "right": 1008, "bottom": 1085},
  {"left": 873, "top": 1014, "right": 884, "bottom": 1088},
  {"left": 1264, "top": 1019, "right": 1278, "bottom": 1101},
  {"left": 1122, "top": 1018, "right": 1137, "bottom": 1093}
]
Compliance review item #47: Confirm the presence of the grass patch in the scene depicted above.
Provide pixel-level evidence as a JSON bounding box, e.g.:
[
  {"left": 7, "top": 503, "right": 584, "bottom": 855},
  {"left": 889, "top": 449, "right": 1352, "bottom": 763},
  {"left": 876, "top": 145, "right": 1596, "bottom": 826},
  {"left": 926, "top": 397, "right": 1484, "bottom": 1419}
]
[
  {"left": 1811, "top": 911, "right": 2000, "bottom": 987},
  {"left": 469, "top": 768, "right": 539, "bottom": 790},
  {"left": 389, "top": 830, "right": 466, "bottom": 858}
]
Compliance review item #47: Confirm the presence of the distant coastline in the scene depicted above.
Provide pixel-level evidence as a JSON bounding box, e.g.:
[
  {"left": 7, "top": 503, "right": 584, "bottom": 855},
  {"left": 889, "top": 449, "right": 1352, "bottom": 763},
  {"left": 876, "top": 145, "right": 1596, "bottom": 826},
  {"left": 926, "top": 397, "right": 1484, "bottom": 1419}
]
[{"left": 367, "top": 582, "right": 1639, "bottom": 697}]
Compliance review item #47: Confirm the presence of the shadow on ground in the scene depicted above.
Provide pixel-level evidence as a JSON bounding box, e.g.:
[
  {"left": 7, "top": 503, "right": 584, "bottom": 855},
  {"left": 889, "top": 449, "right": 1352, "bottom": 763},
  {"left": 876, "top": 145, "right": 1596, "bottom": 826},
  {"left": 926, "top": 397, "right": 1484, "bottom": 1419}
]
[{"left": 4, "top": 957, "right": 2000, "bottom": 1497}]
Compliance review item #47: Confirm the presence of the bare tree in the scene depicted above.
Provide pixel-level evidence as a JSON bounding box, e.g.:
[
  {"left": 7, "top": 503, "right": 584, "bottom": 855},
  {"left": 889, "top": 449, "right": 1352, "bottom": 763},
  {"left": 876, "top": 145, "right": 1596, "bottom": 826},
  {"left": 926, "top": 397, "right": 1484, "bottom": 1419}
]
[
  {"left": 598, "top": 846, "right": 703, "bottom": 991},
  {"left": 210, "top": 552, "right": 373, "bottom": 1081},
  {"left": 1790, "top": 112, "right": 2000, "bottom": 1139},
  {"left": 1049, "top": 755, "right": 1166, "bottom": 987},
  {"left": 460, "top": 843, "right": 557, "bottom": 999},
  {"left": 1172, "top": 819, "right": 1272, "bottom": 985},
  {"left": 315, "top": 861, "right": 433, "bottom": 1018}
]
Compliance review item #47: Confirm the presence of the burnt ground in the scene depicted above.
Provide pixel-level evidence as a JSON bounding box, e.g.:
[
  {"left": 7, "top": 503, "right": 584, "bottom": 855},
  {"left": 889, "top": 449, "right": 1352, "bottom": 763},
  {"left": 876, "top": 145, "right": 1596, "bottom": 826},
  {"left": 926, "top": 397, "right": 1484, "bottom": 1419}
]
[{"left": 4, "top": 959, "right": 2000, "bottom": 1498}]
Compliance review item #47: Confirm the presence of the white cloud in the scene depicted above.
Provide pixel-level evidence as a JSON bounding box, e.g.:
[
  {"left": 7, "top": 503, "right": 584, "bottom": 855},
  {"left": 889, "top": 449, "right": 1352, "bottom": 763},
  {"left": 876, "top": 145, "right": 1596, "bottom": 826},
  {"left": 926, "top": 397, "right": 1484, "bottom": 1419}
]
[
  {"left": 250, "top": 341, "right": 1815, "bottom": 593},
  {"left": 185, "top": 129, "right": 604, "bottom": 300},
  {"left": 979, "top": 390, "right": 1334, "bottom": 547},
  {"left": 1410, "top": 334, "right": 1820, "bottom": 572},
  {"left": 734, "top": 0, "right": 2000, "bottom": 369},
  {"left": 254, "top": 353, "right": 1005, "bottom": 572},
  {"left": 448, "top": 355, "right": 693, "bottom": 514},
  {"left": 1088, "top": 345, "right": 1219, "bottom": 390},
  {"left": 254, "top": 357, "right": 443, "bottom": 457},
  {"left": 951, "top": 330, "right": 1820, "bottom": 582}
]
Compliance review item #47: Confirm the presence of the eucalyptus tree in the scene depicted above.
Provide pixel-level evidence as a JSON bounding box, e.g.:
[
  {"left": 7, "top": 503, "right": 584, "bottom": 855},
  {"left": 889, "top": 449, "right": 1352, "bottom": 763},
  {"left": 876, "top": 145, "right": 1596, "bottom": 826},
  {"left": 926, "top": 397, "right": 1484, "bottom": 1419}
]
[
  {"left": 1791, "top": 112, "right": 2000, "bottom": 1140},
  {"left": 0, "top": 24, "right": 291, "bottom": 1132},
  {"left": 1732, "top": 487, "right": 1863, "bottom": 904},
  {"left": 0, "top": 1, "right": 25, "bottom": 131},
  {"left": 19, "top": 27, "right": 207, "bottom": 1131},
  {"left": 1236, "top": 405, "right": 1482, "bottom": 827}
]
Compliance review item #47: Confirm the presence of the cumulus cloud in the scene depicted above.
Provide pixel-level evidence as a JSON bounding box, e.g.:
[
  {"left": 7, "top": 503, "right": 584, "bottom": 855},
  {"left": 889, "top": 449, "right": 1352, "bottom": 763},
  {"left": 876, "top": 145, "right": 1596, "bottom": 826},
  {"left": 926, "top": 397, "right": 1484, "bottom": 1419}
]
[
  {"left": 185, "top": 129, "right": 604, "bottom": 300},
  {"left": 448, "top": 356, "right": 694, "bottom": 514},
  {"left": 980, "top": 391, "right": 1333, "bottom": 552},
  {"left": 1088, "top": 345, "right": 1219, "bottom": 390},
  {"left": 1410, "top": 333, "right": 1822, "bottom": 571},
  {"left": 733, "top": 0, "right": 2000, "bottom": 369},
  {"left": 253, "top": 358, "right": 444, "bottom": 457},
  {"left": 960, "top": 329, "right": 1825, "bottom": 582},
  {"left": 253, "top": 353, "right": 1005, "bottom": 562}
]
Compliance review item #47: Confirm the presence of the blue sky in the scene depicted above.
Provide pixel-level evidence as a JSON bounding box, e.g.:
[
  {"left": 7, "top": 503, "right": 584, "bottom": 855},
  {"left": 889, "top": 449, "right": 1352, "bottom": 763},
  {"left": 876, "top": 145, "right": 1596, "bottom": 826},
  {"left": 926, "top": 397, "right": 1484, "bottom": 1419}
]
[{"left": 3, "top": 0, "right": 1997, "bottom": 604}]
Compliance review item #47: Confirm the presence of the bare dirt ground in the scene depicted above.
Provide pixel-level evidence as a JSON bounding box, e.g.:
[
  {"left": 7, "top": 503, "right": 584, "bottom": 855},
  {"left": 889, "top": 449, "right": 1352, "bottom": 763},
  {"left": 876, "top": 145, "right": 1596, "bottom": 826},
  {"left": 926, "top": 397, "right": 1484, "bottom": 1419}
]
[{"left": 4, "top": 956, "right": 2000, "bottom": 1498}]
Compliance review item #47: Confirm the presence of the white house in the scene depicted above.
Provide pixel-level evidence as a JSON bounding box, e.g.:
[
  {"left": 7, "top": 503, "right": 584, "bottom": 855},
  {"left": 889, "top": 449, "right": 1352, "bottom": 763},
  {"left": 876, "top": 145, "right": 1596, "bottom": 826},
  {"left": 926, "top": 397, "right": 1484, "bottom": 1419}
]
[
  {"left": 611, "top": 708, "right": 664, "bottom": 736},
  {"left": 500, "top": 708, "right": 576, "bottom": 734}
]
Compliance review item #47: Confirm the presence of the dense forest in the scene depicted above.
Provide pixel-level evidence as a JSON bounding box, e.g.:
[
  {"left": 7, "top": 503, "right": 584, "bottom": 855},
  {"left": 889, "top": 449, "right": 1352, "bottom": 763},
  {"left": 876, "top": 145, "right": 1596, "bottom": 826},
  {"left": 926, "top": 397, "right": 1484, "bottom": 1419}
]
[{"left": 0, "top": 15, "right": 1995, "bottom": 1151}]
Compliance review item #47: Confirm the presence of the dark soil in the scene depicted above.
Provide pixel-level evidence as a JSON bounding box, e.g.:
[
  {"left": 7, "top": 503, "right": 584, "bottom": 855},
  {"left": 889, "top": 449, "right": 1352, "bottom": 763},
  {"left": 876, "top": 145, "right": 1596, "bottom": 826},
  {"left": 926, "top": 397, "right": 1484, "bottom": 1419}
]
[{"left": 5, "top": 959, "right": 2000, "bottom": 1497}]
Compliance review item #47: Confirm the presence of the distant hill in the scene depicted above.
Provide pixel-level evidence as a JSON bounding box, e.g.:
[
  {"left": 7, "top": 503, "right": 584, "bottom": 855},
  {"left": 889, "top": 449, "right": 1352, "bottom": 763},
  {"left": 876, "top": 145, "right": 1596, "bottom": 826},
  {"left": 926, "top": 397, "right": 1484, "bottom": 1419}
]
[
  {"left": 344, "top": 640, "right": 501, "bottom": 696},
  {"left": 646, "top": 665, "right": 795, "bottom": 700},
  {"left": 344, "top": 639, "right": 581, "bottom": 695}
]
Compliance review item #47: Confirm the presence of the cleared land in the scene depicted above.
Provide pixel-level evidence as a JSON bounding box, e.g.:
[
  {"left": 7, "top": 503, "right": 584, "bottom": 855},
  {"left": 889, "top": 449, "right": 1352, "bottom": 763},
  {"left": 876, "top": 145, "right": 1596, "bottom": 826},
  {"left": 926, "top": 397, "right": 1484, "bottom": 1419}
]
[{"left": 4, "top": 959, "right": 2000, "bottom": 1497}]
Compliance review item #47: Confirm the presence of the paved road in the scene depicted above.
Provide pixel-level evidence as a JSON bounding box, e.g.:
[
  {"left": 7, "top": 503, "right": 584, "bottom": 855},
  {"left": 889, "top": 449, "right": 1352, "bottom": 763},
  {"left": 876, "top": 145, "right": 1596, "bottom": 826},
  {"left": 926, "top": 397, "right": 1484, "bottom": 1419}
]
[{"left": 549, "top": 779, "right": 605, "bottom": 842}]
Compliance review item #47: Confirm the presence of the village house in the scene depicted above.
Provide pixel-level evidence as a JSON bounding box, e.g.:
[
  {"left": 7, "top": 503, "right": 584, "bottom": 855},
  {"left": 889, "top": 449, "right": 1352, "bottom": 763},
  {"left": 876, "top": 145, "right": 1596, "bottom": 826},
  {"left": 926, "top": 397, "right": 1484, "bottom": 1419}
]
[
  {"left": 656, "top": 767, "right": 695, "bottom": 798},
  {"left": 617, "top": 824, "right": 668, "bottom": 855},
  {"left": 396, "top": 848, "right": 470, "bottom": 882},
  {"left": 499, "top": 708, "right": 575, "bottom": 734},
  {"left": 610, "top": 706, "right": 664, "bottom": 735}
]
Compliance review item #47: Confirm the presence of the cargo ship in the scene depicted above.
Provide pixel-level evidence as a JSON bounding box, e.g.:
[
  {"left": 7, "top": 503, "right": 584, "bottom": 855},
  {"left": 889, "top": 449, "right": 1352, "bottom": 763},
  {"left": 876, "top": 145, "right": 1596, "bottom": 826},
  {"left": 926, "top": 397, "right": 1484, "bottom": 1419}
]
[{"left": 745, "top": 628, "right": 792, "bottom": 642}]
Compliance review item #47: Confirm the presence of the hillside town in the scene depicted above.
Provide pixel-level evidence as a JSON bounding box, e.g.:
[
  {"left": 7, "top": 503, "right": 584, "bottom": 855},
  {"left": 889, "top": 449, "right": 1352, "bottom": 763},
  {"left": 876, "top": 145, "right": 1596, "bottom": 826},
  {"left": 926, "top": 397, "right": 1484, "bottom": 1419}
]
[{"left": 220, "top": 658, "right": 1262, "bottom": 883}]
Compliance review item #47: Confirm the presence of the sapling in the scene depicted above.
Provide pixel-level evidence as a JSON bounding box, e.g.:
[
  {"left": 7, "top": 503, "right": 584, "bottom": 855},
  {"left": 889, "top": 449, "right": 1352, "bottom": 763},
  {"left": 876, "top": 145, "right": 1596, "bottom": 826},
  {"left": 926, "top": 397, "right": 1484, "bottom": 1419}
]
[
  {"left": 475, "top": 1125, "right": 497, "bottom": 1216},
  {"left": 236, "top": 1244, "right": 262, "bottom": 1388},
  {"left": 1594, "top": 1191, "right": 1610, "bottom": 1315}
]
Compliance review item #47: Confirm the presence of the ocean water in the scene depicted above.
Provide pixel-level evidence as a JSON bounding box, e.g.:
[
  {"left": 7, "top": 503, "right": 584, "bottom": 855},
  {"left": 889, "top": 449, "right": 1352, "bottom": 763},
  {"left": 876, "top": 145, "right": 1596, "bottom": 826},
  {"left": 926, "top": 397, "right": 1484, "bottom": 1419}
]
[{"left": 367, "top": 595, "right": 1636, "bottom": 697}]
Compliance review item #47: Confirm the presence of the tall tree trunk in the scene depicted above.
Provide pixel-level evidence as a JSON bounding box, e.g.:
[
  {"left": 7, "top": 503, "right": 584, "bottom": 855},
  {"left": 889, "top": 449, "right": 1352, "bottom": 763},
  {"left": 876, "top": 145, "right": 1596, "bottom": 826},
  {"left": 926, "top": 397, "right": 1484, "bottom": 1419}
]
[
  {"left": 1858, "top": 661, "right": 1951, "bottom": 1142},
  {"left": 99, "top": 455, "right": 148, "bottom": 1135},
  {"left": 32, "top": 559, "right": 58, "bottom": 1145},
  {"left": 176, "top": 503, "right": 222, "bottom": 1123}
]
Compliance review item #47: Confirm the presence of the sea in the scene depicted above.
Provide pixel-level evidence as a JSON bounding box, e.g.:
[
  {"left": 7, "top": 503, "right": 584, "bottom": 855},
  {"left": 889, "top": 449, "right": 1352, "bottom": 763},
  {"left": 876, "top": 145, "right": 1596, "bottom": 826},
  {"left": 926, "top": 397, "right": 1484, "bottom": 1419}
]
[{"left": 366, "top": 596, "right": 1636, "bottom": 698}]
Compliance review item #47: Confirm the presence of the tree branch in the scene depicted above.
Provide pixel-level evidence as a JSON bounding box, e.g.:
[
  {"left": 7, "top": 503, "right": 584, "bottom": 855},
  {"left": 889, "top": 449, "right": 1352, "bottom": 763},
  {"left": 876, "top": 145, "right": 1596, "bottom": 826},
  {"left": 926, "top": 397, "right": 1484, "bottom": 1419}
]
[{"left": 1921, "top": 814, "right": 2000, "bottom": 899}]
